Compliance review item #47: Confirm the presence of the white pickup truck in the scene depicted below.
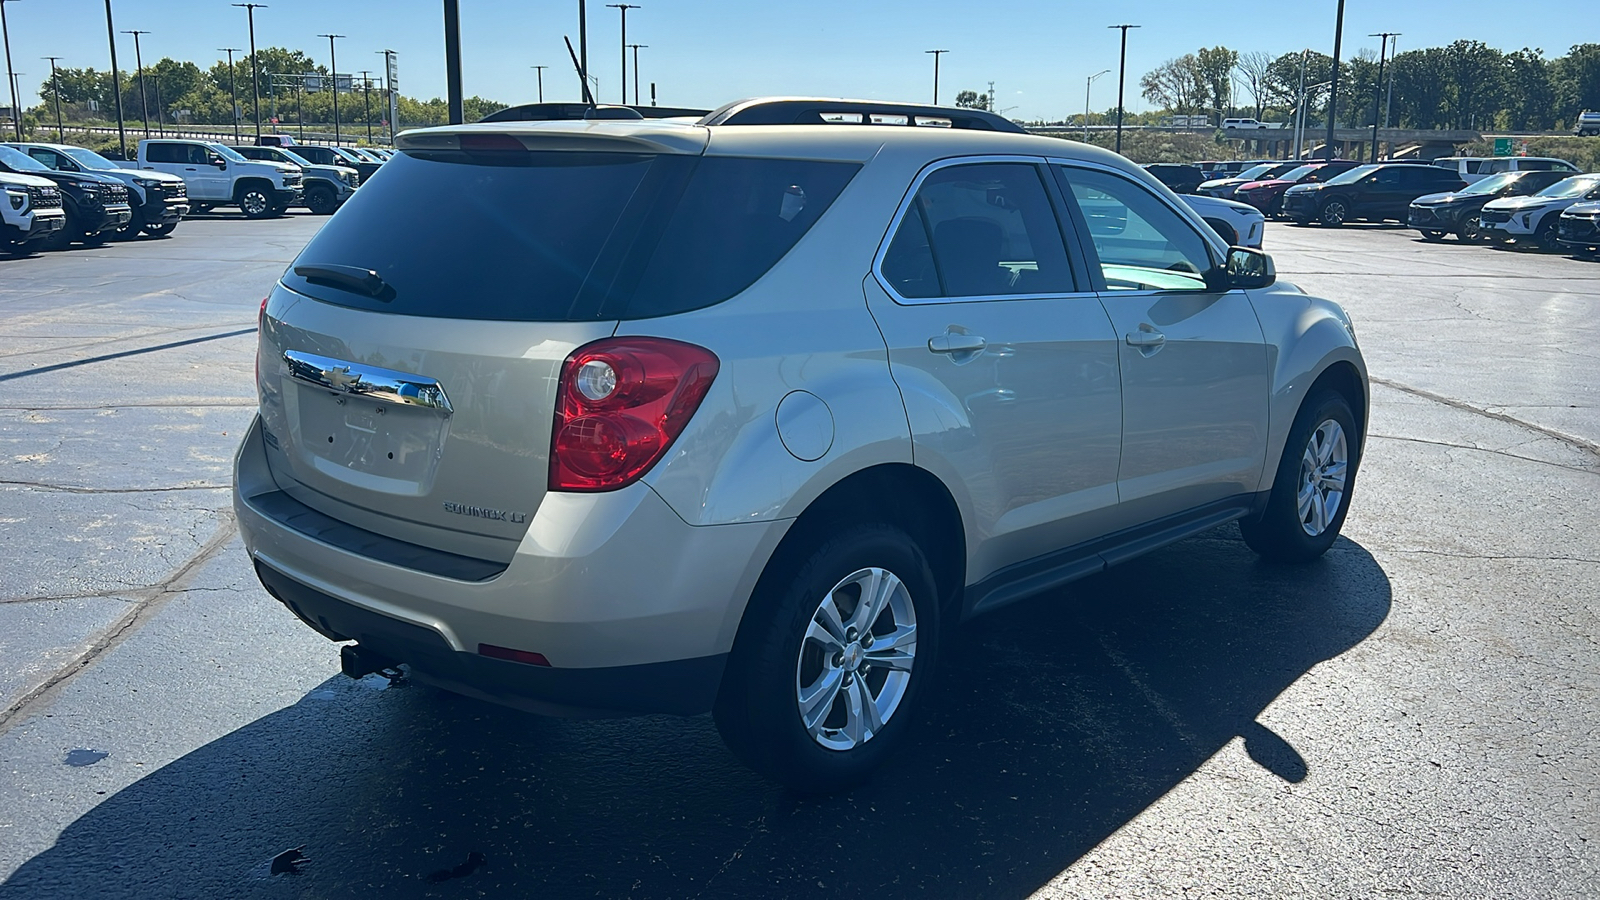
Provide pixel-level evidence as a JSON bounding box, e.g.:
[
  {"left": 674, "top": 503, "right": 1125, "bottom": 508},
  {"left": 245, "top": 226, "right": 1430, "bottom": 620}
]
[
  {"left": 0, "top": 170, "right": 67, "bottom": 255},
  {"left": 1221, "top": 118, "right": 1285, "bottom": 130},
  {"left": 137, "top": 139, "right": 303, "bottom": 219}
]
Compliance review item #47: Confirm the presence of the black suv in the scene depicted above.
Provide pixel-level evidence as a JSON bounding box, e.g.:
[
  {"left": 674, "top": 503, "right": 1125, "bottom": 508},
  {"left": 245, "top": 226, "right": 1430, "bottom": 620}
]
[
  {"left": 0, "top": 145, "right": 132, "bottom": 247},
  {"left": 286, "top": 145, "right": 381, "bottom": 185},
  {"left": 1143, "top": 163, "right": 1205, "bottom": 194},
  {"left": 1284, "top": 163, "right": 1465, "bottom": 227},
  {"left": 1408, "top": 170, "right": 1575, "bottom": 242}
]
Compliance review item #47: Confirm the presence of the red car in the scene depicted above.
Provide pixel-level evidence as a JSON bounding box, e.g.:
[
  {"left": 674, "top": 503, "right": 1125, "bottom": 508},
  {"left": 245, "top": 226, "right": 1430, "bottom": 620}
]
[{"left": 1234, "top": 160, "right": 1361, "bottom": 217}]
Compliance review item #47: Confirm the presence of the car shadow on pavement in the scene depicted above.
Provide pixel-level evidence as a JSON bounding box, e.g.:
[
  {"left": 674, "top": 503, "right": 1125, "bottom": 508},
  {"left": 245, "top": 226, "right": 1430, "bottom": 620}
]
[{"left": 2, "top": 530, "right": 1390, "bottom": 899}]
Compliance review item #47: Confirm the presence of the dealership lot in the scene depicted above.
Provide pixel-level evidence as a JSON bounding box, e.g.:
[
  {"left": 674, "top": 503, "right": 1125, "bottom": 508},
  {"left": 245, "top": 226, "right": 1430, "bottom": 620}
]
[{"left": 0, "top": 217, "right": 1596, "bottom": 897}]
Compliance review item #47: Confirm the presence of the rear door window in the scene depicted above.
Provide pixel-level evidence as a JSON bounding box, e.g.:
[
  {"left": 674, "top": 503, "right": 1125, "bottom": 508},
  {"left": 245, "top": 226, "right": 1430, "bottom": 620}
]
[{"left": 879, "top": 161, "right": 1076, "bottom": 300}]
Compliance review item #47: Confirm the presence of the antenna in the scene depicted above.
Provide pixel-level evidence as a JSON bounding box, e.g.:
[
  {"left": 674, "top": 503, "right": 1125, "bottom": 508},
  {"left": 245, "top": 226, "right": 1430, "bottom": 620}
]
[{"left": 564, "top": 36, "right": 594, "bottom": 104}]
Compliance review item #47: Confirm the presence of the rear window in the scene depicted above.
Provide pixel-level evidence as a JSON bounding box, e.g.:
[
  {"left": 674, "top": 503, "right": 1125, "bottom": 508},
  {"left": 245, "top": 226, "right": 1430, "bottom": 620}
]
[{"left": 285, "top": 150, "right": 858, "bottom": 321}]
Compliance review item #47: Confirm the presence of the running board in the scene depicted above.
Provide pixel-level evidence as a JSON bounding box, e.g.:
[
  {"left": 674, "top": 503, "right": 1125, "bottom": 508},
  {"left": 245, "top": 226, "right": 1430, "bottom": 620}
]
[{"left": 962, "top": 494, "right": 1264, "bottom": 620}]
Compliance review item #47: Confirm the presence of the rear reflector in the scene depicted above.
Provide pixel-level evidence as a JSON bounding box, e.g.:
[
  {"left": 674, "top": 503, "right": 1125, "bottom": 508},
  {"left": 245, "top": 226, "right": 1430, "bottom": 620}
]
[{"left": 478, "top": 643, "right": 552, "bottom": 667}]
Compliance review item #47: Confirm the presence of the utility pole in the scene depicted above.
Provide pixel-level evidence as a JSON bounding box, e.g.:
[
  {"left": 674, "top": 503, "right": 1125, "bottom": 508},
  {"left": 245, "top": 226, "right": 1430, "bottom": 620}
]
[
  {"left": 1325, "top": 0, "right": 1345, "bottom": 161},
  {"left": 443, "top": 0, "right": 462, "bottom": 124},
  {"left": 577, "top": 1, "right": 588, "bottom": 104},
  {"left": 925, "top": 49, "right": 947, "bottom": 105},
  {"left": 1108, "top": 24, "right": 1140, "bottom": 155},
  {"left": 606, "top": 4, "right": 638, "bottom": 105},
  {"left": 1292, "top": 49, "right": 1308, "bottom": 160},
  {"left": 531, "top": 65, "right": 547, "bottom": 102},
  {"left": 121, "top": 30, "right": 149, "bottom": 137},
  {"left": 152, "top": 75, "right": 163, "bottom": 134},
  {"left": 377, "top": 49, "right": 395, "bottom": 144},
  {"left": 0, "top": 0, "right": 22, "bottom": 140},
  {"left": 219, "top": 48, "right": 241, "bottom": 141},
  {"left": 318, "top": 34, "right": 344, "bottom": 141},
  {"left": 625, "top": 46, "right": 644, "bottom": 105},
  {"left": 1085, "top": 69, "right": 1109, "bottom": 140},
  {"left": 43, "top": 56, "right": 63, "bottom": 141},
  {"left": 1368, "top": 31, "right": 1398, "bottom": 162},
  {"left": 1383, "top": 35, "right": 1398, "bottom": 130},
  {"left": 359, "top": 70, "right": 372, "bottom": 142},
  {"left": 102, "top": 1, "right": 127, "bottom": 156},
  {"left": 233, "top": 4, "right": 266, "bottom": 142}
]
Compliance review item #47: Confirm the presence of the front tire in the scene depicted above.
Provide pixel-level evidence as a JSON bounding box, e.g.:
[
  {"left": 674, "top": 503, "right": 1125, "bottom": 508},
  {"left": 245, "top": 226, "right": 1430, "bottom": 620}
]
[
  {"left": 237, "top": 185, "right": 274, "bottom": 219},
  {"left": 1240, "top": 390, "right": 1360, "bottom": 563},
  {"left": 142, "top": 220, "right": 176, "bottom": 237},
  {"left": 715, "top": 524, "right": 940, "bottom": 793},
  {"left": 1420, "top": 230, "right": 1445, "bottom": 242},
  {"left": 1456, "top": 217, "right": 1482, "bottom": 242},
  {"left": 304, "top": 184, "right": 339, "bottom": 215},
  {"left": 1319, "top": 199, "right": 1350, "bottom": 227},
  {"left": 1534, "top": 218, "right": 1562, "bottom": 252}
]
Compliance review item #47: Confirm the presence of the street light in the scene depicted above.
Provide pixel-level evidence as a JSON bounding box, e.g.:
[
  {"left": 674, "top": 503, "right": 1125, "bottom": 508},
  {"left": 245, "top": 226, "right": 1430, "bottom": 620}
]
[
  {"left": 359, "top": 69, "right": 373, "bottom": 142},
  {"left": 121, "top": 30, "right": 150, "bottom": 138},
  {"left": 43, "top": 55, "right": 63, "bottom": 141},
  {"left": 232, "top": 4, "right": 267, "bottom": 142},
  {"left": 1325, "top": 0, "right": 1345, "bottom": 160},
  {"left": 318, "top": 34, "right": 345, "bottom": 142},
  {"left": 925, "top": 49, "right": 948, "bottom": 105},
  {"left": 219, "top": 47, "right": 242, "bottom": 141},
  {"left": 625, "top": 46, "right": 645, "bottom": 106},
  {"left": 1108, "top": 24, "right": 1140, "bottom": 155},
  {"left": 531, "top": 65, "right": 547, "bottom": 102},
  {"left": 1084, "top": 69, "right": 1110, "bottom": 140},
  {"left": 606, "top": 4, "right": 639, "bottom": 105},
  {"left": 1368, "top": 32, "right": 1399, "bottom": 161},
  {"left": 102, "top": 0, "right": 127, "bottom": 157},
  {"left": 443, "top": 0, "right": 462, "bottom": 124},
  {"left": 0, "top": 0, "right": 22, "bottom": 140}
]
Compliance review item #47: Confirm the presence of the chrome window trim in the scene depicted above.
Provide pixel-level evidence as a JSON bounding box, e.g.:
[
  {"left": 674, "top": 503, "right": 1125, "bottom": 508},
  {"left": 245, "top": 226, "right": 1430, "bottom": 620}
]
[{"left": 870, "top": 154, "right": 1100, "bottom": 307}]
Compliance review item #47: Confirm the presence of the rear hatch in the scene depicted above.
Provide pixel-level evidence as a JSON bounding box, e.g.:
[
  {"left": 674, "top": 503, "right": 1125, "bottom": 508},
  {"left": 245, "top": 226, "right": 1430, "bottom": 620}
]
[{"left": 256, "top": 123, "right": 711, "bottom": 565}]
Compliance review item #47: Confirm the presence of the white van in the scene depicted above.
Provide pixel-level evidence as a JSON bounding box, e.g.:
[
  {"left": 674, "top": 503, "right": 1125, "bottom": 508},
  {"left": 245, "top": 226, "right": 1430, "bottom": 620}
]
[{"left": 1431, "top": 156, "right": 1580, "bottom": 185}]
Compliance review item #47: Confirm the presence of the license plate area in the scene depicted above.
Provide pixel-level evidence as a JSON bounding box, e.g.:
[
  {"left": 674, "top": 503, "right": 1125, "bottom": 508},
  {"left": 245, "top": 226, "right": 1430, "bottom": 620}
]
[{"left": 284, "top": 383, "right": 449, "bottom": 496}]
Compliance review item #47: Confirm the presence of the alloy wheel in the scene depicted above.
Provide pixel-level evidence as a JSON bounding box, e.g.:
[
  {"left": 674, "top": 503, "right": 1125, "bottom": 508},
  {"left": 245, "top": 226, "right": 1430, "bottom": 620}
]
[
  {"left": 1320, "top": 201, "right": 1348, "bottom": 226},
  {"left": 1297, "top": 419, "right": 1349, "bottom": 537},
  {"left": 794, "top": 566, "right": 917, "bottom": 751},
  {"left": 240, "top": 190, "right": 270, "bottom": 217}
]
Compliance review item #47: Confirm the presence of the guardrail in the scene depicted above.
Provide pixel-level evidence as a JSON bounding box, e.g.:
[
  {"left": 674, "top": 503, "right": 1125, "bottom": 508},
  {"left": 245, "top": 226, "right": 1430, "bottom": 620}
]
[{"left": 38, "top": 124, "right": 392, "bottom": 149}]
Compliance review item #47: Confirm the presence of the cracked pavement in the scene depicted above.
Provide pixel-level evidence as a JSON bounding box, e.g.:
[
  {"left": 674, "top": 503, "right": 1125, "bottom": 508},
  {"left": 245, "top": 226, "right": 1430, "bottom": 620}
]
[{"left": 0, "top": 216, "right": 1596, "bottom": 898}]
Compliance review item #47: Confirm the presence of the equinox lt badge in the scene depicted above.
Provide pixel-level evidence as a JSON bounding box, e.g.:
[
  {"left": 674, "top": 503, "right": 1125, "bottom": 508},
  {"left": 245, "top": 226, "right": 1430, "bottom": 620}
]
[{"left": 443, "top": 502, "right": 527, "bottom": 524}]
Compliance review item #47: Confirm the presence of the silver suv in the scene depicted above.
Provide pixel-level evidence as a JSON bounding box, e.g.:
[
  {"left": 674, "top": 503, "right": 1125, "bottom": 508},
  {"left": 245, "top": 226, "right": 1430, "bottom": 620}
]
[{"left": 235, "top": 99, "right": 1367, "bottom": 792}]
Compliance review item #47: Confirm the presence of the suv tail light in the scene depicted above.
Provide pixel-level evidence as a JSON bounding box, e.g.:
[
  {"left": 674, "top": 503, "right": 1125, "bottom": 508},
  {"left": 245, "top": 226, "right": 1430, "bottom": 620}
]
[{"left": 549, "top": 338, "right": 720, "bottom": 492}]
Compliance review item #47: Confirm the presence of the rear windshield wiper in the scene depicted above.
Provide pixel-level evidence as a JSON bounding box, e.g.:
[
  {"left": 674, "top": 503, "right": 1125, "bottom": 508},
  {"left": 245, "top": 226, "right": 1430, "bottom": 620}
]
[{"left": 293, "top": 264, "right": 392, "bottom": 300}]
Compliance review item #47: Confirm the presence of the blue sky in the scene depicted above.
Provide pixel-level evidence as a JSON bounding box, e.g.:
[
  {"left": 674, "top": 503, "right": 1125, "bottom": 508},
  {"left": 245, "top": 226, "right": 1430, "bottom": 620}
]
[{"left": 3, "top": 0, "right": 1596, "bottom": 121}]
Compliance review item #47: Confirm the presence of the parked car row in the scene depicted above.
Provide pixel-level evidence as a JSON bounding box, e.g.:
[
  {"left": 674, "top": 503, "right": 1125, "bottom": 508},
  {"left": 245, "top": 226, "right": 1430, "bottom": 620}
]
[
  {"left": 1421, "top": 171, "right": 1600, "bottom": 255},
  {"left": 0, "top": 135, "right": 390, "bottom": 257}
]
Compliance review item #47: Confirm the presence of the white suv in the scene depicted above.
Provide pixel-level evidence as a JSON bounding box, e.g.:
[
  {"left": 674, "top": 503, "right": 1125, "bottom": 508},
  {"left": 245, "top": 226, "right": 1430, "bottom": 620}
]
[
  {"left": 0, "top": 170, "right": 66, "bottom": 254},
  {"left": 236, "top": 99, "right": 1367, "bottom": 792}
]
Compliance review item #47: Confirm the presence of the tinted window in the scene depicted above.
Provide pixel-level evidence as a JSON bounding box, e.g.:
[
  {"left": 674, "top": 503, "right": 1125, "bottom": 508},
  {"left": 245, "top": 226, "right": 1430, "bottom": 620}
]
[
  {"left": 881, "top": 162, "right": 1075, "bottom": 300},
  {"left": 287, "top": 151, "right": 857, "bottom": 322},
  {"left": 25, "top": 147, "right": 67, "bottom": 169},
  {"left": 1058, "top": 166, "right": 1214, "bottom": 292},
  {"left": 144, "top": 143, "right": 186, "bottom": 164}
]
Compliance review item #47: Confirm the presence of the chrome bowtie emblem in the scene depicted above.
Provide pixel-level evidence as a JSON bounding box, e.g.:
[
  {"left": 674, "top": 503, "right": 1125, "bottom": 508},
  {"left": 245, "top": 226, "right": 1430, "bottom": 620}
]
[{"left": 321, "top": 366, "right": 364, "bottom": 391}]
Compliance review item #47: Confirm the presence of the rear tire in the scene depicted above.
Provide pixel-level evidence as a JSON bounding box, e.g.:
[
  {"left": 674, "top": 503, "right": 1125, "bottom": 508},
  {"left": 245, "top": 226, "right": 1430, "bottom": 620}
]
[
  {"left": 1240, "top": 390, "right": 1360, "bottom": 563},
  {"left": 715, "top": 524, "right": 940, "bottom": 794}
]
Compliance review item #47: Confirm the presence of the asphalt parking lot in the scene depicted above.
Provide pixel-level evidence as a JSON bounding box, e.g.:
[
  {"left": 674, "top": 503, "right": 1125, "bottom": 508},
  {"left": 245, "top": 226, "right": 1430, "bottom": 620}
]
[{"left": 1, "top": 214, "right": 1596, "bottom": 898}]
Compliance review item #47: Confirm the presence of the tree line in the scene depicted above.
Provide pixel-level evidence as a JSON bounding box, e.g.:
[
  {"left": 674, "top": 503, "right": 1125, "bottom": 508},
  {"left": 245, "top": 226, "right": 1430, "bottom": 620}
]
[
  {"left": 1141, "top": 41, "right": 1600, "bottom": 132},
  {"left": 30, "top": 48, "right": 508, "bottom": 131}
]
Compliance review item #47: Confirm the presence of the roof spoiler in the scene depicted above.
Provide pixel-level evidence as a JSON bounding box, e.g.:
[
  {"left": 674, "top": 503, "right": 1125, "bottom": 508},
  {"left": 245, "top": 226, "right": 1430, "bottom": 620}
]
[
  {"left": 698, "top": 98, "right": 1027, "bottom": 133},
  {"left": 479, "top": 103, "right": 711, "bottom": 123}
]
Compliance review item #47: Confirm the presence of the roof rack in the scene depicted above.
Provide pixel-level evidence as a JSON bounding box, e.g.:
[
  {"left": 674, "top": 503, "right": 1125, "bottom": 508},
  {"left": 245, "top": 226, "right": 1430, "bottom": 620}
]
[
  {"left": 698, "top": 98, "right": 1026, "bottom": 134},
  {"left": 478, "top": 103, "right": 711, "bottom": 124}
]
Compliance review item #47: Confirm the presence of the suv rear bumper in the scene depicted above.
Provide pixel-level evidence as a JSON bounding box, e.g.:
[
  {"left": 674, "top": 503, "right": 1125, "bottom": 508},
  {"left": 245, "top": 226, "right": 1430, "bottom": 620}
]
[{"left": 233, "top": 415, "right": 782, "bottom": 716}]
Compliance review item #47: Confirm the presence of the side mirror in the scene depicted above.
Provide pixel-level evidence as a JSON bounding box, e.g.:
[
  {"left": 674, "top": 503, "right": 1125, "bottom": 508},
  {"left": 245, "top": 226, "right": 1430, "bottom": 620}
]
[
  {"left": 1218, "top": 246, "right": 1276, "bottom": 289},
  {"left": 211, "top": 156, "right": 228, "bottom": 169}
]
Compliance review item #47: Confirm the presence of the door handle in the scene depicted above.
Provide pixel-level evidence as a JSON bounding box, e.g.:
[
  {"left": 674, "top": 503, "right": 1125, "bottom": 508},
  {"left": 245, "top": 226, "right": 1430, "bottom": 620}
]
[
  {"left": 928, "top": 333, "right": 987, "bottom": 355},
  {"left": 1125, "top": 329, "right": 1166, "bottom": 348}
]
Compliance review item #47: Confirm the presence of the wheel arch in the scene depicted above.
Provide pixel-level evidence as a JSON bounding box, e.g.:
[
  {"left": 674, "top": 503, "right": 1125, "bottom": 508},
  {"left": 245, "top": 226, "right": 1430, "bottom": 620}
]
[{"left": 232, "top": 177, "right": 274, "bottom": 200}]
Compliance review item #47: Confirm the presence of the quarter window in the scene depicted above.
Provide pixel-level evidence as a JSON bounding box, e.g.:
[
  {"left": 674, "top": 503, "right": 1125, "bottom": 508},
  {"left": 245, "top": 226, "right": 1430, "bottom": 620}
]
[
  {"left": 1056, "top": 167, "right": 1215, "bottom": 292},
  {"left": 880, "top": 162, "right": 1075, "bottom": 300},
  {"left": 144, "top": 143, "right": 186, "bottom": 164}
]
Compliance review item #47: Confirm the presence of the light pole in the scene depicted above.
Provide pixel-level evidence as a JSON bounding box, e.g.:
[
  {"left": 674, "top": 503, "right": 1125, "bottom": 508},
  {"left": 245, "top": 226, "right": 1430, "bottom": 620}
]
[
  {"left": 1084, "top": 68, "right": 1109, "bottom": 140},
  {"left": 219, "top": 47, "right": 241, "bottom": 141},
  {"left": 359, "top": 70, "right": 372, "bottom": 142},
  {"left": 377, "top": 49, "right": 395, "bottom": 143},
  {"left": 606, "top": 4, "right": 638, "bottom": 105},
  {"left": 121, "top": 30, "right": 150, "bottom": 137},
  {"left": 318, "top": 34, "right": 344, "bottom": 141},
  {"left": 577, "top": 0, "right": 588, "bottom": 101},
  {"left": 1108, "top": 24, "right": 1140, "bottom": 155},
  {"left": 443, "top": 0, "right": 462, "bottom": 124},
  {"left": 0, "top": 0, "right": 22, "bottom": 140},
  {"left": 1384, "top": 36, "right": 1398, "bottom": 131},
  {"left": 531, "top": 65, "right": 547, "bottom": 102},
  {"left": 625, "top": 46, "right": 644, "bottom": 106},
  {"left": 1368, "top": 32, "right": 1398, "bottom": 162},
  {"left": 232, "top": 4, "right": 266, "bottom": 142},
  {"left": 1325, "top": 0, "right": 1345, "bottom": 160},
  {"left": 43, "top": 55, "right": 63, "bottom": 141},
  {"left": 102, "top": 1, "right": 127, "bottom": 156},
  {"left": 925, "top": 49, "right": 948, "bottom": 105}
]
